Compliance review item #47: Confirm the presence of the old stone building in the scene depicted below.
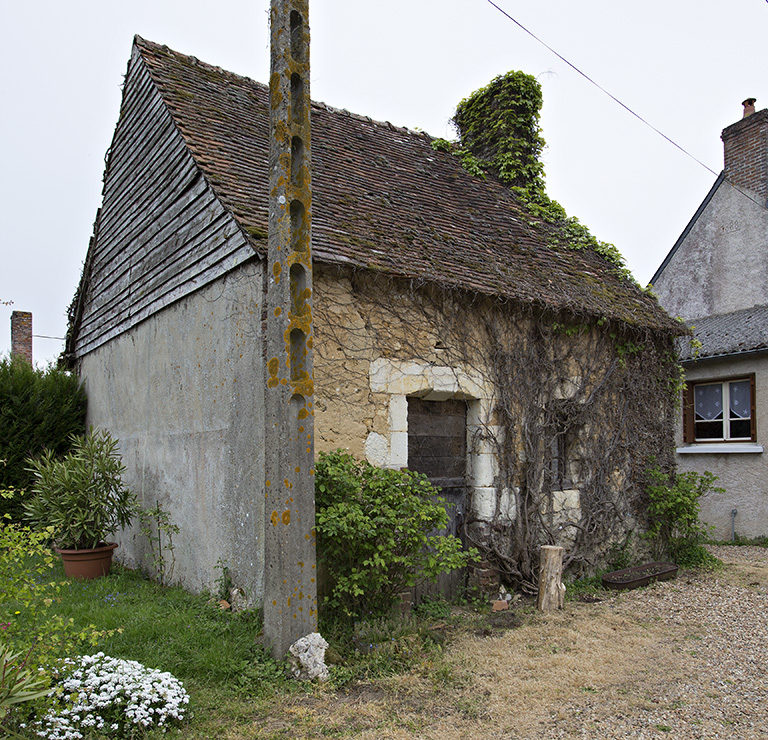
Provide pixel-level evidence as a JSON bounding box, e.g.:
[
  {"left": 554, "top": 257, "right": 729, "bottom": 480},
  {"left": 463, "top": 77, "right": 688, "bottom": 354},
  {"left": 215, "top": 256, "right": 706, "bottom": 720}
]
[{"left": 65, "top": 37, "right": 683, "bottom": 600}]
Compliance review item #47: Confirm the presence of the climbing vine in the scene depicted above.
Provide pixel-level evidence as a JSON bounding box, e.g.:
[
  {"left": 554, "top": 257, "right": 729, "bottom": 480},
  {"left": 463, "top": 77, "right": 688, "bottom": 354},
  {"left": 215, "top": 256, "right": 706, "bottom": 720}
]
[
  {"left": 312, "top": 266, "right": 680, "bottom": 593},
  {"left": 432, "top": 71, "right": 631, "bottom": 279}
]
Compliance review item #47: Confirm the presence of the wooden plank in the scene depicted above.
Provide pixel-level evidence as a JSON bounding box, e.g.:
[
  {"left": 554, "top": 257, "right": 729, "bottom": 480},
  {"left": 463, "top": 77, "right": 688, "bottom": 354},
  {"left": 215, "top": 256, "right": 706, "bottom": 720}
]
[
  {"left": 78, "top": 210, "right": 245, "bottom": 347},
  {"left": 81, "top": 183, "right": 222, "bottom": 327},
  {"left": 77, "top": 238, "right": 256, "bottom": 355},
  {"left": 88, "top": 157, "right": 207, "bottom": 295},
  {"left": 407, "top": 397, "right": 468, "bottom": 603}
]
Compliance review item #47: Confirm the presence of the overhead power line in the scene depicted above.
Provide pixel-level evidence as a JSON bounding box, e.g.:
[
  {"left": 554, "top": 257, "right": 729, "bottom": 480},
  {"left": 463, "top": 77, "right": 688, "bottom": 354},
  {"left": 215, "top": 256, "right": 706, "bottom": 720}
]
[{"left": 484, "top": 0, "right": 719, "bottom": 178}]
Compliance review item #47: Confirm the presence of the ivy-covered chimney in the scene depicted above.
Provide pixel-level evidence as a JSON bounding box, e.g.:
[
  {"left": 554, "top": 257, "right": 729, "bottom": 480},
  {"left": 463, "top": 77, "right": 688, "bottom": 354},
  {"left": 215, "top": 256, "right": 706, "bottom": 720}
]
[
  {"left": 452, "top": 71, "right": 546, "bottom": 194},
  {"left": 721, "top": 99, "right": 768, "bottom": 200}
]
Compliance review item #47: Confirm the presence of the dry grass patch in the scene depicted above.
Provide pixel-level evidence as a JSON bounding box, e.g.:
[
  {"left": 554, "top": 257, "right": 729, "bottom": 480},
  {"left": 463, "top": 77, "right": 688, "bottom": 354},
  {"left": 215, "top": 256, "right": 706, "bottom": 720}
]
[{"left": 219, "top": 599, "right": 699, "bottom": 740}]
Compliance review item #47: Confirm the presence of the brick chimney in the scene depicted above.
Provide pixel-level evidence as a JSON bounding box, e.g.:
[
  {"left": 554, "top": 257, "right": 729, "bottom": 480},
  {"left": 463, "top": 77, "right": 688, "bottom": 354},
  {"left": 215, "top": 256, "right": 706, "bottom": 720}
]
[
  {"left": 721, "top": 99, "right": 768, "bottom": 199},
  {"left": 11, "top": 311, "right": 33, "bottom": 364}
]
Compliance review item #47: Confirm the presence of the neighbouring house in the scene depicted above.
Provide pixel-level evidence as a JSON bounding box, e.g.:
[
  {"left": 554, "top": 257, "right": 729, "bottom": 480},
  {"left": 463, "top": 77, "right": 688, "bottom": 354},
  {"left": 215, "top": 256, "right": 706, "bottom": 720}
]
[
  {"left": 65, "top": 36, "right": 684, "bottom": 600},
  {"left": 652, "top": 99, "right": 768, "bottom": 540}
]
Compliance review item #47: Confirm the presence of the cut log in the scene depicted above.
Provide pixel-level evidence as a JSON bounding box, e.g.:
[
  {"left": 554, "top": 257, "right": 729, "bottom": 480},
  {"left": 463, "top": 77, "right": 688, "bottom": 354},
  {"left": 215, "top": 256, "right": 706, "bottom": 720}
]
[{"left": 537, "top": 545, "right": 565, "bottom": 612}]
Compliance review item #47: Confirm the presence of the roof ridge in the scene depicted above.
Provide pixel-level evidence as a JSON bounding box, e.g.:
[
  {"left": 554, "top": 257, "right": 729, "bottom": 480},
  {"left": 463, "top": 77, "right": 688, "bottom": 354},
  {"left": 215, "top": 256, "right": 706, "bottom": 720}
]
[
  {"left": 135, "top": 35, "right": 435, "bottom": 144},
  {"left": 134, "top": 34, "right": 269, "bottom": 92}
]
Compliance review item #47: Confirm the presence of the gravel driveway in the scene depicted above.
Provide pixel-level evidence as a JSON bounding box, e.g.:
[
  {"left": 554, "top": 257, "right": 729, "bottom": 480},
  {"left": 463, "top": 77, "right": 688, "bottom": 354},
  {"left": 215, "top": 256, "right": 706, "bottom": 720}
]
[
  {"left": 245, "top": 546, "right": 768, "bottom": 740},
  {"left": 494, "top": 545, "right": 768, "bottom": 739}
]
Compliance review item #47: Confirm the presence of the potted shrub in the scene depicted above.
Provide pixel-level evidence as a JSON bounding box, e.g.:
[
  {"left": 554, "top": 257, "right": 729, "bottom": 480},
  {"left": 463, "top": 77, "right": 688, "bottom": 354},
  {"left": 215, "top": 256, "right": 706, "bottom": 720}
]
[{"left": 24, "top": 428, "right": 138, "bottom": 579}]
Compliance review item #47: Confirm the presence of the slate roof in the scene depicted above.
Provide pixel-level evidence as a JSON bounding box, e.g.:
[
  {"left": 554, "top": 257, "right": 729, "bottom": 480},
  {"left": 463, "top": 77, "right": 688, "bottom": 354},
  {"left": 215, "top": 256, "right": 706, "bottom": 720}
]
[
  {"left": 125, "top": 36, "right": 681, "bottom": 333},
  {"left": 680, "top": 304, "right": 768, "bottom": 361}
]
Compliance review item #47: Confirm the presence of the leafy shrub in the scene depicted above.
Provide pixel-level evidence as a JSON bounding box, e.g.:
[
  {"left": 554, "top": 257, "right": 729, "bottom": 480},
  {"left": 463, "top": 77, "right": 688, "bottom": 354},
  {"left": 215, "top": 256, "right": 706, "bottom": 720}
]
[
  {"left": 1, "top": 517, "right": 72, "bottom": 662},
  {"left": 24, "top": 429, "right": 138, "bottom": 550},
  {"left": 0, "top": 515, "right": 114, "bottom": 734},
  {"left": 0, "top": 356, "right": 86, "bottom": 520},
  {"left": 315, "top": 450, "right": 477, "bottom": 621},
  {"left": 645, "top": 467, "right": 723, "bottom": 565}
]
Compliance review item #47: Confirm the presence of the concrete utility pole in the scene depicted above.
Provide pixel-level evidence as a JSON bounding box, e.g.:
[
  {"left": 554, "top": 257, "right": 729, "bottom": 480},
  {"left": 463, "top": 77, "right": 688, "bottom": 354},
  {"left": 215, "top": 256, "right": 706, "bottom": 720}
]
[{"left": 264, "top": 0, "right": 317, "bottom": 659}]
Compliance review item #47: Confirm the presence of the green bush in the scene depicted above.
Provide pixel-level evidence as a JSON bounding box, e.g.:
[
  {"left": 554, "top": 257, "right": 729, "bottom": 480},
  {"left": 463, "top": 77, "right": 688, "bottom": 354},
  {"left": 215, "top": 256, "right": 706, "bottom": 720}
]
[
  {"left": 645, "top": 467, "right": 723, "bottom": 566},
  {"left": 0, "top": 356, "right": 86, "bottom": 520},
  {"left": 24, "top": 429, "right": 138, "bottom": 550},
  {"left": 0, "top": 516, "right": 108, "bottom": 678},
  {"left": 315, "top": 450, "right": 477, "bottom": 622}
]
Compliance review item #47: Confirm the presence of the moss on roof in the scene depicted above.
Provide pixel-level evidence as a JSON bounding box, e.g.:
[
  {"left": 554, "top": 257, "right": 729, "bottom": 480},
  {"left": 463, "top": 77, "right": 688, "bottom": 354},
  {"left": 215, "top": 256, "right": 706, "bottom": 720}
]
[{"left": 134, "top": 35, "right": 682, "bottom": 334}]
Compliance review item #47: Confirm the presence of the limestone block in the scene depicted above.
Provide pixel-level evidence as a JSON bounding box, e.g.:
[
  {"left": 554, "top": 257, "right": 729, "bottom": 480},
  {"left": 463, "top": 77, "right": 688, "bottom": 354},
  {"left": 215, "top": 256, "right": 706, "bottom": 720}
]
[
  {"left": 369, "top": 358, "right": 488, "bottom": 401},
  {"left": 370, "top": 359, "right": 428, "bottom": 394},
  {"left": 427, "top": 365, "right": 460, "bottom": 395},
  {"left": 552, "top": 488, "right": 581, "bottom": 514},
  {"left": 471, "top": 487, "right": 497, "bottom": 521},
  {"left": 389, "top": 394, "right": 408, "bottom": 432},
  {"left": 499, "top": 487, "right": 517, "bottom": 522},
  {"left": 472, "top": 452, "right": 499, "bottom": 487},
  {"left": 423, "top": 389, "right": 458, "bottom": 401},
  {"left": 288, "top": 632, "right": 330, "bottom": 682},
  {"left": 553, "top": 376, "right": 582, "bottom": 400},
  {"left": 471, "top": 486, "right": 516, "bottom": 522},
  {"left": 467, "top": 424, "right": 502, "bottom": 451},
  {"left": 390, "top": 431, "right": 408, "bottom": 468},
  {"left": 365, "top": 432, "right": 389, "bottom": 468}
]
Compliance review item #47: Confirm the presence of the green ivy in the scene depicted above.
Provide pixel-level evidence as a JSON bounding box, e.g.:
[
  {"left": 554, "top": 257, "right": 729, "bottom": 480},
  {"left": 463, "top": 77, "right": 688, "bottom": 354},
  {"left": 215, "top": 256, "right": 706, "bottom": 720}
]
[{"left": 433, "top": 70, "right": 632, "bottom": 279}]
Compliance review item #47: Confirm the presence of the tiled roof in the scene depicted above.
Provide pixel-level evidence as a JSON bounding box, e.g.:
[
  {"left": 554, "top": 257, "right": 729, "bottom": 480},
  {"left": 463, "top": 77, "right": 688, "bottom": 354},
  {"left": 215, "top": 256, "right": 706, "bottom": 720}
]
[
  {"left": 134, "top": 36, "right": 681, "bottom": 333},
  {"left": 680, "top": 304, "right": 768, "bottom": 361}
]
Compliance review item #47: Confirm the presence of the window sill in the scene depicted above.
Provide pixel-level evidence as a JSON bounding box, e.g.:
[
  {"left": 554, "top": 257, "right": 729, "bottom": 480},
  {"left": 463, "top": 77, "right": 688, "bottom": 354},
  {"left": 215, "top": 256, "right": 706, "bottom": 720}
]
[{"left": 676, "top": 443, "right": 764, "bottom": 454}]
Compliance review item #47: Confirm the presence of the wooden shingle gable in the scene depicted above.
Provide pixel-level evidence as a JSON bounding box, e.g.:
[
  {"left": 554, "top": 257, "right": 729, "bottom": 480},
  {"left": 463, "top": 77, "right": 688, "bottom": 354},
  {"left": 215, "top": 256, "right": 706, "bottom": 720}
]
[{"left": 69, "top": 44, "right": 256, "bottom": 357}]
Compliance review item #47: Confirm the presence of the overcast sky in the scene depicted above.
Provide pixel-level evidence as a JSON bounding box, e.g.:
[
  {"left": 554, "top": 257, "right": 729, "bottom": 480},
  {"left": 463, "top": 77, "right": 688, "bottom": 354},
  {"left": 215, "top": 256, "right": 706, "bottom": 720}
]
[{"left": 1, "top": 0, "right": 766, "bottom": 364}]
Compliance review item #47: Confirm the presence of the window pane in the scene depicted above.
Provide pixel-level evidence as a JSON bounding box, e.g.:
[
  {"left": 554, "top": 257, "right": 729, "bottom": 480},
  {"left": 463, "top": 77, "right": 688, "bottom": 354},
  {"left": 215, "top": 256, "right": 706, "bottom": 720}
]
[
  {"left": 730, "top": 418, "right": 751, "bottom": 438},
  {"left": 729, "top": 381, "right": 751, "bottom": 419},
  {"left": 695, "top": 419, "right": 723, "bottom": 440},
  {"left": 695, "top": 384, "right": 723, "bottom": 421}
]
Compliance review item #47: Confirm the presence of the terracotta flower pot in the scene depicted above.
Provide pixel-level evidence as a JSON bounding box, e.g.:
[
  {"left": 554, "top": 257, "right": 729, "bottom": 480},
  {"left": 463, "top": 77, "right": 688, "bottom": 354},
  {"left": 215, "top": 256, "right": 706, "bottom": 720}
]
[{"left": 55, "top": 542, "right": 119, "bottom": 579}]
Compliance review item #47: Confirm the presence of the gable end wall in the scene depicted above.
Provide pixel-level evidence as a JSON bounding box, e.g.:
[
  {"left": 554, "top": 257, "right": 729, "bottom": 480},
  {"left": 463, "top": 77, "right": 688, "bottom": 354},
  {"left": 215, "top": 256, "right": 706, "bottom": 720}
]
[
  {"left": 653, "top": 181, "right": 768, "bottom": 320},
  {"left": 74, "top": 48, "right": 256, "bottom": 357}
]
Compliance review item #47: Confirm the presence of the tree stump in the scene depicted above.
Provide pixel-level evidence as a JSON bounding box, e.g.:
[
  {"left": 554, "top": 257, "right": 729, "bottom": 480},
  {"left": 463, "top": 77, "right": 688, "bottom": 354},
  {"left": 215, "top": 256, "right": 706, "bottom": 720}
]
[{"left": 537, "top": 545, "right": 565, "bottom": 612}]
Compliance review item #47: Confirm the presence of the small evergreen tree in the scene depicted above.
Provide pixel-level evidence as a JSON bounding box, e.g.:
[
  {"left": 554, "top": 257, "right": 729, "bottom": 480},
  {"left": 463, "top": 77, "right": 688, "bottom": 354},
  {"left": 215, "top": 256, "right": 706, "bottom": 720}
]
[{"left": 0, "top": 356, "right": 87, "bottom": 520}]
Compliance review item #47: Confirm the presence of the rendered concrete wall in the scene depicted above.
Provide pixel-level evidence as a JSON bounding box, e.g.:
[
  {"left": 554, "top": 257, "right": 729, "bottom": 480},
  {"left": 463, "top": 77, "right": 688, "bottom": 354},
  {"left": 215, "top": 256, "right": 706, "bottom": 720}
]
[
  {"left": 675, "top": 354, "right": 768, "bottom": 540},
  {"left": 653, "top": 181, "right": 768, "bottom": 321},
  {"left": 77, "top": 260, "right": 266, "bottom": 599}
]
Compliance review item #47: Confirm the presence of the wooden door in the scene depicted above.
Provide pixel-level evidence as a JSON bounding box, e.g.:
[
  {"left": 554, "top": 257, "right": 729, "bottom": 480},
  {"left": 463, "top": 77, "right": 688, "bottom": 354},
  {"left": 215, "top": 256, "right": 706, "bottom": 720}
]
[{"left": 407, "top": 397, "right": 468, "bottom": 602}]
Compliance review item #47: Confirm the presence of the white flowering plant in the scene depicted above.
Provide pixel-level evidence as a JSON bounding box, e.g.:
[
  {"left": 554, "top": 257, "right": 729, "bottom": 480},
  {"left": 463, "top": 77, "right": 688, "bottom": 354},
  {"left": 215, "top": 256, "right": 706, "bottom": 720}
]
[{"left": 31, "top": 653, "right": 189, "bottom": 739}]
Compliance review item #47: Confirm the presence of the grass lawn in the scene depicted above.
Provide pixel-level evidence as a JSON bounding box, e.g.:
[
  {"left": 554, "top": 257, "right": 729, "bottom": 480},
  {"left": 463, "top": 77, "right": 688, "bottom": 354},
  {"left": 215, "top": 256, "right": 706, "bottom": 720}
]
[{"left": 5, "top": 560, "right": 494, "bottom": 739}]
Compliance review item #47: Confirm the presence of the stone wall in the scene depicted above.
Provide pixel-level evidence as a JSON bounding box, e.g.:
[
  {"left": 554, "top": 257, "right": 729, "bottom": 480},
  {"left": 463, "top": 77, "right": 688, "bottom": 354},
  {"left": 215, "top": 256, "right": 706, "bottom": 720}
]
[{"left": 311, "top": 264, "right": 654, "bottom": 578}]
